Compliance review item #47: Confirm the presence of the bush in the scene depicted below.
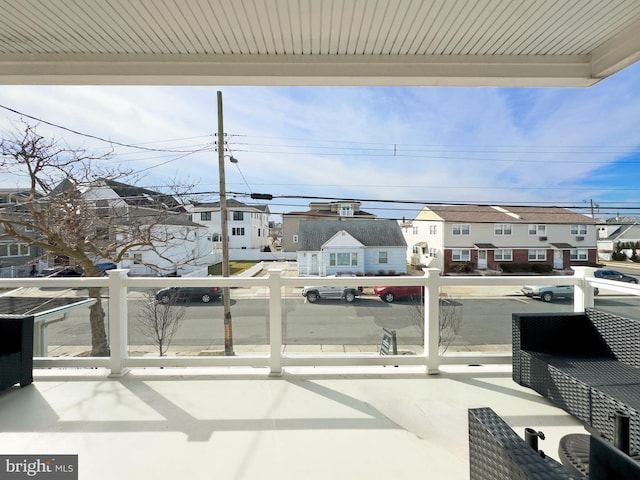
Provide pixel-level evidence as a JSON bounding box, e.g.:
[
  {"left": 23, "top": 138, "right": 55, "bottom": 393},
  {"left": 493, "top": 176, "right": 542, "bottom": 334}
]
[
  {"left": 447, "top": 262, "right": 475, "bottom": 273},
  {"left": 499, "top": 263, "right": 552, "bottom": 274},
  {"left": 612, "top": 252, "right": 628, "bottom": 261}
]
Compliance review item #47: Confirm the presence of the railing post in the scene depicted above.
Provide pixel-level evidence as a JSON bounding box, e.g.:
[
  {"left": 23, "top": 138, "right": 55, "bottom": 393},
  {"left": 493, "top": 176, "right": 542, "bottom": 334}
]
[
  {"left": 268, "top": 269, "right": 283, "bottom": 376},
  {"left": 572, "top": 266, "right": 594, "bottom": 312},
  {"left": 423, "top": 268, "right": 441, "bottom": 374},
  {"left": 107, "top": 269, "right": 129, "bottom": 377}
]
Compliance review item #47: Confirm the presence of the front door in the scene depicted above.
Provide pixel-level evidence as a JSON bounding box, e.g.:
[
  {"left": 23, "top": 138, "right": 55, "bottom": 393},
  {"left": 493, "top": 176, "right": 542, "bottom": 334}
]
[
  {"left": 478, "top": 250, "right": 487, "bottom": 270},
  {"left": 310, "top": 254, "right": 319, "bottom": 275},
  {"left": 554, "top": 250, "right": 564, "bottom": 269}
]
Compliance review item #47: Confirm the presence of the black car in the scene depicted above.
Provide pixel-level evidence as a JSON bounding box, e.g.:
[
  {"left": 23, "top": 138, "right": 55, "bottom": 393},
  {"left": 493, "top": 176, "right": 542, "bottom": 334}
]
[
  {"left": 155, "top": 286, "right": 221, "bottom": 304},
  {"left": 594, "top": 269, "right": 639, "bottom": 284},
  {"left": 41, "top": 266, "right": 84, "bottom": 277}
]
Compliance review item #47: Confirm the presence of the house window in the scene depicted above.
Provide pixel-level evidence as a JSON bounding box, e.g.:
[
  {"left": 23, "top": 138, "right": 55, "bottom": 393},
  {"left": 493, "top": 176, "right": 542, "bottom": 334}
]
[
  {"left": 528, "top": 224, "right": 546, "bottom": 236},
  {"left": 570, "top": 224, "right": 587, "bottom": 235},
  {"left": 452, "top": 224, "right": 470, "bottom": 235},
  {"left": 133, "top": 253, "right": 143, "bottom": 264},
  {"left": 452, "top": 249, "right": 471, "bottom": 261},
  {"left": 528, "top": 249, "right": 547, "bottom": 261},
  {"left": 0, "top": 243, "right": 30, "bottom": 257},
  {"left": 494, "top": 224, "right": 512, "bottom": 235},
  {"left": 429, "top": 225, "right": 437, "bottom": 235},
  {"left": 412, "top": 226, "right": 419, "bottom": 235},
  {"left": 340, "top": 205, "right": 353, "bottom": 217},
  {"left": 330, "top": 252, "right": 357, "bottom": 266},
  {"left": 378, "top": 251, "right": 388, "bottom": 264},
  {"left": 571, "top": 249, "right": 588, "bottom": 261},
  {"left": 233, "top": 211, "right": 244, "bottom": 221},
  {"left": 201, "top": 212, "right": 211, "bottom": 221},
  {"left": 494, "top": 249, "right": 513, "bottom": 261},
  {"left": 232, "top": 227, "right": 245, "bottom": 236},
  {"left": 429, "top": 248, "right": 437, "bottom": 258}
]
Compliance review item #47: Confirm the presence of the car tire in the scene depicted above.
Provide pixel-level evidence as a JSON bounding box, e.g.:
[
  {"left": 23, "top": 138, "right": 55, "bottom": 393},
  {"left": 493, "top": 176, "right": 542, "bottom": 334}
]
[
  {"left": 383, "top": 292, "right": 395, "bottom": 303},
  {"left": 541, "top": 291, "right": 553, "bottom": 302},
  {"left": 344, "top": 291, "right": 356, "bottom": 303},
  {"left": 306, "top": 291, "right": 319, "bottom": 303},
  {"left": 201, "top": 294, "right": 212, "bottom": 303},
  {"left": 159, "top": 294, "right": 171, "bottom": 304}
]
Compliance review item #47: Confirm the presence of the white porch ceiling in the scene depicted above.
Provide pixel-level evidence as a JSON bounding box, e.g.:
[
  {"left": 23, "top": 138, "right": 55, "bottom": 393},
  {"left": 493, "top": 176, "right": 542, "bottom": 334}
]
[{"left": 1, "top": 0, "right": 640, "bottom": 87}]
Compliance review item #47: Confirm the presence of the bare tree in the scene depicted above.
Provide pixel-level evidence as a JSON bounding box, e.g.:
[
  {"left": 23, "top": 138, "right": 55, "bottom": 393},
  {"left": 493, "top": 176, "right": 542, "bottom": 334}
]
[
  {"left": 438, "top": 297, "right": 463, "bottom": 353},
  {"left": 0, "top": 121, "right": 198, "bottom": 355},
  {"left": 136, "top": 291, "right": 186, "bottom": 356},
  {"left": 407, "top": 294, "right": 463, "bottom": 353}
]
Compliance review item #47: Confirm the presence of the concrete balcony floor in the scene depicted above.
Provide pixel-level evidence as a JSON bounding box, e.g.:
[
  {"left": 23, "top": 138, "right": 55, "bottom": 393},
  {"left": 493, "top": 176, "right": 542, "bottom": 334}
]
[{"left": 0, "top": 365, "right": 586, "bottom": 479}]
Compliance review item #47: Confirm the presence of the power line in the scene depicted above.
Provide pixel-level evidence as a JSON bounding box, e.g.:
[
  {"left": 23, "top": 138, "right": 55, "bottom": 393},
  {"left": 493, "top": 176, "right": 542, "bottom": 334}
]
[{"left": 0, "top": 104, "right": 215, "bottom": 154}]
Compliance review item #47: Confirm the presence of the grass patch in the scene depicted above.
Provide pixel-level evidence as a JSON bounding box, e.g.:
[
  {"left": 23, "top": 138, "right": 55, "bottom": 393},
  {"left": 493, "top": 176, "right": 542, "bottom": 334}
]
[{"left": 208, "top": 261, "right": 258, "bottom": 276}]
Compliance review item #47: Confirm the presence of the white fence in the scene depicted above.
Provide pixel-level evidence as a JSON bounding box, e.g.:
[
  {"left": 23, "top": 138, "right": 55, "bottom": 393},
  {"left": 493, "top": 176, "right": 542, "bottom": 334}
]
[{"left": 1, "top": 266, "right": 638, "bottom": 376}]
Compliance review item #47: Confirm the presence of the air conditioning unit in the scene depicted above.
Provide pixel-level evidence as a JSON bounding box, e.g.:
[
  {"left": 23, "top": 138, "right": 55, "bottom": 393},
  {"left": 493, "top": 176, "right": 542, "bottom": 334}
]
[
  {"left": 576, "top": 236, "right": 584, "bottom": 241},
  {"left": 539, "top": 236, "right": 547, "bottom": 241}
]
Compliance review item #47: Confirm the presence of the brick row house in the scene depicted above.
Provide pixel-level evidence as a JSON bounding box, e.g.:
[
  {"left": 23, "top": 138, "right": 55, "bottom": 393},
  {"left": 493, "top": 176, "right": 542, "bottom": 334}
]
[{"left": 402, "top": 205, "right": 597, "bottom": 274}]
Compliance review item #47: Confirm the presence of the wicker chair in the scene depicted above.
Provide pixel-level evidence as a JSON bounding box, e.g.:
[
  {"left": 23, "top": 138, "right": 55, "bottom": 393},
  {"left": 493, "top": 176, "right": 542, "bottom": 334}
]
[
  {"left": 0, "top": 315, "right": 34, "bottom": 391},
  {"left": 468, "top": 407, "right": 583, "bottom": 479},
  {"left": 513, "top": 308, "right": 640, "bottom": 453}
]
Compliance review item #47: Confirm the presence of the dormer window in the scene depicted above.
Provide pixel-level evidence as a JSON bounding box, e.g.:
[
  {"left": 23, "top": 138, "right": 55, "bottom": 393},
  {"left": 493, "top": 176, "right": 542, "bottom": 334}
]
[{"left": 340, "top": 204, "right": 353, "bottom": 217}]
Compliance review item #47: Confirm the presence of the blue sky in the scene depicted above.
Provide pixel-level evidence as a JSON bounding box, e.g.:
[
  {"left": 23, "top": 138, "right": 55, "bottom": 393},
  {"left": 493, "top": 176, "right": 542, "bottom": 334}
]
[{"left": 1, "top": 61, "right": 640, "bottom": 221}]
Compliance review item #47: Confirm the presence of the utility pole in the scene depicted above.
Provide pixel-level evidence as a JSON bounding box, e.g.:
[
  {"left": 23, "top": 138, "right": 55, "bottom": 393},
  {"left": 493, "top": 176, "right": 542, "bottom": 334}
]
[{"left": 217, "top": 91, "right": 233, "bottom": 356}]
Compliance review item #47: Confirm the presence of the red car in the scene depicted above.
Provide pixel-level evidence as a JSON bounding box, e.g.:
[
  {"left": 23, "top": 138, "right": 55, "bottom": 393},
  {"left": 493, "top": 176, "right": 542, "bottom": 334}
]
[{"left": 373, "top": 285, "right": 424, "bottom": 303}]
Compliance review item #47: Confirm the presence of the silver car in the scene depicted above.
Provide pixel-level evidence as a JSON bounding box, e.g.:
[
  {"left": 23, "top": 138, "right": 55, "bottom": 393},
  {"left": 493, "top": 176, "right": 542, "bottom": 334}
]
[
  {"left": 521, "top": 285, "right": 598, "bottom": 302},
  {"left": 302, "top": 284, "right": 360, "bottom": 303}
]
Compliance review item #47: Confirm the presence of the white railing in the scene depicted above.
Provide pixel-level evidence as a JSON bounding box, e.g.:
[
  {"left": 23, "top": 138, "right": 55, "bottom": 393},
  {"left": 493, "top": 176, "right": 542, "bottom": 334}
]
[{"left": 1, "top": 266, "right": 638, "bottom": 376}]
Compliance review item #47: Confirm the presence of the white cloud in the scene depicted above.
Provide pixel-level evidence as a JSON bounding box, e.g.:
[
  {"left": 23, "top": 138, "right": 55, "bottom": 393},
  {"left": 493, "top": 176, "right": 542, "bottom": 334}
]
[{"left": 2, "top": 63, "right": 640, "bottom": 219}]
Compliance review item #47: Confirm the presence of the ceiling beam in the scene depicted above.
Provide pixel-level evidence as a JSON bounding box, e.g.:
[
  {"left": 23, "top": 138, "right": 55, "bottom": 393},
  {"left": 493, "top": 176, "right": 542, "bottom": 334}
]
[
  {"left": 591, "top": 18, "right": 640, "bottom": 79},
  {"left": 0, "top": 53, "right": 595, "bottom": 87}
]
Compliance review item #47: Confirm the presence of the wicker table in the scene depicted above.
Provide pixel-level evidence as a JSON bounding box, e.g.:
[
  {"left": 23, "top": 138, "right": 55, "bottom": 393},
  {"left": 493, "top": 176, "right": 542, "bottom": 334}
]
[
  {"left": 559, "top": 433, "right": 640, "bottom": 477},
  {"left": 558, "top": 434, "right": 591, "bottom": 477}
]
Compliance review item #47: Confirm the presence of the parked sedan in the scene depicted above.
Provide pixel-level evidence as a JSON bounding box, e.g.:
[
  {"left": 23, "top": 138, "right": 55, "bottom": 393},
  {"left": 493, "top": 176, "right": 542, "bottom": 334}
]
[
  {"left": 373, "top": 285, "right": 424, "bottom": 303},
  {"left": 594, "top": 269, "right": 638, "bottom": 283},
  {"left": 155, "top": 286, "right": 221, "bottom": 304}
]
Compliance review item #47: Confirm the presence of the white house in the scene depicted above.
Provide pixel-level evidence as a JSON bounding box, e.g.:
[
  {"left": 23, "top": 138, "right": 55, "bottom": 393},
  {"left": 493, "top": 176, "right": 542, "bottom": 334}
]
[
  {"left": 82, "top": 179, "right": 210, "bottom": 276},
  {"left": 296, "top": 219, "right": 407, "bottom": 276},
  {"left": 597, "top": 218, "right": 640, "bottom": 261},
  {"left": 188, "top": 199, "right": 271, "bottom": 260},
  {"left": 402, "top": 205, "right": 597, "bottom": 273}
]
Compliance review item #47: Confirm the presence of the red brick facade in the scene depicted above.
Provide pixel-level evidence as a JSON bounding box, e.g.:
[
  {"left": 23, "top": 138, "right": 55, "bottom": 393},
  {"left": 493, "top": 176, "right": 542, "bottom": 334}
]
[{"left": 443, "top": 248, "right": 597, "bottom": 273}]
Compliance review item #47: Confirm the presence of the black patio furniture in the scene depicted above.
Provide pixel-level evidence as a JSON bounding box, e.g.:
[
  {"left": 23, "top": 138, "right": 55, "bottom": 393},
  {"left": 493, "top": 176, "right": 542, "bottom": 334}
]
[
  {"left": 512, "top": 308, "right": 640, "bottom": 452},
  {"left": 0, "top": 315, "right": 34, "bottom": 391},
  {"left": 468, "top": 407, "right": 583, "bottom": 479}
]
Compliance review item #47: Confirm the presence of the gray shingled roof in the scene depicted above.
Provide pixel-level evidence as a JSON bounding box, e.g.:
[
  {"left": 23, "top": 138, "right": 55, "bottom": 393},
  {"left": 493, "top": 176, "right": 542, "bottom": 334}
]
[
  {"left": 101, "top": 179, "right": 185, "bottom": 212},
  {"left": 298, "top": 220, "right": 406, "bottom": 251}
]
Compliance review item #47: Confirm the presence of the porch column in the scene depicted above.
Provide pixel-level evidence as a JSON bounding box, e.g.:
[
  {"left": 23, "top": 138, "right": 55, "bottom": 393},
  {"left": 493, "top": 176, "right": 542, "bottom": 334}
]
[
  {"left": 423, "top": 267, "right": 441, "bottom": 374},
  {"left": 107, "top": 269, "right": 130, "bottom": 377},
  {"left": 572, "top": 266, "right": 596, "bottom": 312},
  {"left": 268, "top": 269, "right": 283, "bottom": 376}
]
